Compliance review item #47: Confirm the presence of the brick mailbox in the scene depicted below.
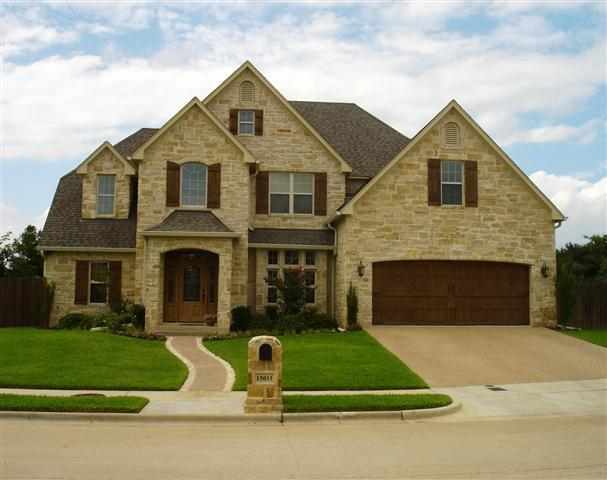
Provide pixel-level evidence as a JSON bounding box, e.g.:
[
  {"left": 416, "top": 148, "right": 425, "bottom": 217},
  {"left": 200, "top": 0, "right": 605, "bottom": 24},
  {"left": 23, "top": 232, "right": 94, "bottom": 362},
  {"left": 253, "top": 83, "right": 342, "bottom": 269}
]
[{"left": 244, "top": 335, "right": 283, "bottom": 413}]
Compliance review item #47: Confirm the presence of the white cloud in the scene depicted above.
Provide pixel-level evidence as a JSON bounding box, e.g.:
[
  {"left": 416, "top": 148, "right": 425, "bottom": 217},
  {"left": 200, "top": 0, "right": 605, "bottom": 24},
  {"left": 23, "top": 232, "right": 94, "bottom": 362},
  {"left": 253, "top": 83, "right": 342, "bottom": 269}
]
[
  {"left": 530, "top": 171, "right": 607, "bottom": 246},
  {"left": 0, "top": 202, "right": 47, "bottom": 237},
  {"left": 504, "top": 119, "right": 601, "bottom": 145}
]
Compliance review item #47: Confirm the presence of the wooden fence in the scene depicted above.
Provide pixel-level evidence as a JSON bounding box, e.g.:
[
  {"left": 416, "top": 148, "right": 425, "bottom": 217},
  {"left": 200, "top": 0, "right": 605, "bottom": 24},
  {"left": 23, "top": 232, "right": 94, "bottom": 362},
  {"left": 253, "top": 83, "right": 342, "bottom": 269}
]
[
  {"left": 566, "top": 281, "right": 607, "bottom": 329},
  {"left": 0, "top": 277, "right": 53, "bottom": 328}
]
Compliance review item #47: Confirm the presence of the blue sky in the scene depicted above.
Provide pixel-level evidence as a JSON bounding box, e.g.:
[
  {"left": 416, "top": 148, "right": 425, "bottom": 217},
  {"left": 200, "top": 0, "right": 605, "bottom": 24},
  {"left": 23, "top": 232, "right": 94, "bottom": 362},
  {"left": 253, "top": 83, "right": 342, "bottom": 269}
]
[{"left": 0, "top": 0, "right": 605, "bottom": 246}]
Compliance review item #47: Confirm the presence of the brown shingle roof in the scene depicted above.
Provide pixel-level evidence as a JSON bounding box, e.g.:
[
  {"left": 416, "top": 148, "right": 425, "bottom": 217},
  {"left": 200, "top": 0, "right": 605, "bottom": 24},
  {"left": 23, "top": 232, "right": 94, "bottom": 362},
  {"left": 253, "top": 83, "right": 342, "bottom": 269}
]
[
  {"left": 249, "top": 228, "right": 334, "bottom": 246},
  {"left": 289, "top": 101, "right": 410, "bottom": 178},
  {"left": 113, "top": 128, "right": 158, "bottom": 158},
  {"left": 146, "top": 210, "right": 232, "bottom": 233},
  {"left": 39, "top": 173, "right": 136, "bottom": 249}
]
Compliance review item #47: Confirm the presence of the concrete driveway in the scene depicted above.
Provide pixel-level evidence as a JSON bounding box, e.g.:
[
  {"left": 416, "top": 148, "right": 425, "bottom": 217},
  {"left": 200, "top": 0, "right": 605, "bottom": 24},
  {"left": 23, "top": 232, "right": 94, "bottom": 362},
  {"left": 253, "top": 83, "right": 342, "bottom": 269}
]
[{"left": 368, "top": 326, "right": 607, "bottom": 387}]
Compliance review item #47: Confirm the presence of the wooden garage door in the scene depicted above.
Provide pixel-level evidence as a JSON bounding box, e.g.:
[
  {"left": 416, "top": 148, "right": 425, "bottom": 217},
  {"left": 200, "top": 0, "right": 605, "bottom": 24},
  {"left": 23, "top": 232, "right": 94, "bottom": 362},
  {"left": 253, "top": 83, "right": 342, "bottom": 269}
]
[{"left": 372, "top": 261, "right": 529, "bottom": 325}]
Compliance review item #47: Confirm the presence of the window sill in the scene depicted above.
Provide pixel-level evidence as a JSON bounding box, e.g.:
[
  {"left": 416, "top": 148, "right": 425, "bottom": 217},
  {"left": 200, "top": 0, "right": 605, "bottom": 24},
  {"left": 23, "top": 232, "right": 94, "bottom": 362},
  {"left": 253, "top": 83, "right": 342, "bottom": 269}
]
[
  {"left": 267, "top": 213, "right": 314, "bottom": 217},
  {"left": 175, "top": 206, "right": 211, "bottom": 211},
  {"left": 440, "top": 204, "right": 465, "bottom": 209},
  {"left": 95, "top": 214, "right": 116, "bottom": 219}
]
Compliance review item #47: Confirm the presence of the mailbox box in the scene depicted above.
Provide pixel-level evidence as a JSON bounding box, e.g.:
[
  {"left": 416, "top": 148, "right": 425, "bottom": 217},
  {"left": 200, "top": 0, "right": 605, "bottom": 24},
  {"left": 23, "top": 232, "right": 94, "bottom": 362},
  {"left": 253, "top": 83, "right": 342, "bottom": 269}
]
[{"left": 244, "top": 335, "right": 283, "bottom": 413}]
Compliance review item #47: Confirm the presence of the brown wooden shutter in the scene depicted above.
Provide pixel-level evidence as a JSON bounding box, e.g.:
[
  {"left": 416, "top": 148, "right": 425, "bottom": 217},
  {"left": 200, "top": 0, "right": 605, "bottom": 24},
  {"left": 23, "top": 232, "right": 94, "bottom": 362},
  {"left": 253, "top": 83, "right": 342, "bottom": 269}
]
[
  {"left": 207, "top": 163, "right": 221, "bottom": 209},
  {"left": 166, "top": 161, "right": 180, "bottom": 207},
  {"left": 255, "top": 110, "right": 263, "bottom": 136},
  {"left": 74, "top": 261, "right": 89, "bottom": 305},
  {"left": 427, "top": 159, "right": 441, "bottom": 206},
  {"left": 109, "top": 261, "right": 122, "bottom": 309},
  {"left": 256, "top": 171, "right": 269, "bottom": 214},
  {"left": 314, "top": 172, "right": 327, "bottom": 216},
  {"left": 465, "top": 160, "right": 478, "bottom": 207},
  {"left": 229, "top": 109, "right": 238, "bottom": 135}
]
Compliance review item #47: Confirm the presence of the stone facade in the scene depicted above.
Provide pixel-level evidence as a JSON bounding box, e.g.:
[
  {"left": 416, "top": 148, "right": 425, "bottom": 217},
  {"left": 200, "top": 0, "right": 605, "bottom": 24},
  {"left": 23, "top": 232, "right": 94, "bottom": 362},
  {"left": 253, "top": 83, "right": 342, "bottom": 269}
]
[
  {"left": 244, "top": 335, "right": 283, "bottom": 413},
  {"left": 335, "top": 108, "right": 557, "bottom": 328},
  {"left": 44, "top": 251, "right": 136, "bottom": 326},
  {"left": 206, "top": 70, "right": 347, "bottom": 229},
  {"left": 81, "top": 148, "right": 131, "bottom": 219}
]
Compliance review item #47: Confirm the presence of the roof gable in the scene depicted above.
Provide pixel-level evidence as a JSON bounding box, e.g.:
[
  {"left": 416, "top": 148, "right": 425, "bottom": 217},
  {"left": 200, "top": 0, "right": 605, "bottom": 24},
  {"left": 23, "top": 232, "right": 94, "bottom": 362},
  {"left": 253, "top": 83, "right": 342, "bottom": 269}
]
[
  {"left": 130, "top": 97, "right": 255, "bottom": 163},
  {"left": 340, "top": 100, "right": 565, "bottom": 221},
  {"left": 203, "top": 61, "right": 352, "bottom": 173},
  {"left": 75, "top": 142, "right": 136, "bottom": 176}
]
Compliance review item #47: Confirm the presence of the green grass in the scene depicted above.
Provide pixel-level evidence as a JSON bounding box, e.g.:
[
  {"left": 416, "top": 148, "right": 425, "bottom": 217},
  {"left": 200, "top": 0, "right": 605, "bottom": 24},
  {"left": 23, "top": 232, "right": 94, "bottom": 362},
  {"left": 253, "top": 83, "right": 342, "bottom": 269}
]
[
  {"left": 0, "top": 393, "right": 149, "bottom": 413},
  {"left": 0, "top": 328, "right": 188, "bottom": 390},
  {"left": 564, "top": 329, "right": 607, "bottom": 348},
  {"left": 204, "top": 331, "right": 427, "bottom": 391},
  {"left": 283, "top": 394, "right": 452, "bottom": 413}
]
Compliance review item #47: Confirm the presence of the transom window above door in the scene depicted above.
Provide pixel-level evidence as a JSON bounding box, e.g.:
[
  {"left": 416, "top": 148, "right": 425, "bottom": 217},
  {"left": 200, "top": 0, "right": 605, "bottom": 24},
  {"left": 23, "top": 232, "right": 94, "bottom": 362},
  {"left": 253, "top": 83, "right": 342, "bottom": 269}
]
[
  {"left": 441, "top": 160, "right": 463, "bottom": 205},
  {"left": 269, "top": 172, "right": 314, "bottom": 215},
  {"left": 181, "top": 163, "right": 207, "bottom": 207},
  {"left": 238, "top": 110, "right": 255, "bottom": 135}
]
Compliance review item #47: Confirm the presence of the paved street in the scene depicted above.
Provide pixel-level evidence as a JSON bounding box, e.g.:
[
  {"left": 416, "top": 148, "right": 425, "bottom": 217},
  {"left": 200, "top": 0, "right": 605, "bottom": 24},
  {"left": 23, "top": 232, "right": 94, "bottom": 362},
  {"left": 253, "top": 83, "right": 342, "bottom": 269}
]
[{"left": 2, "top": 414, "right": 606, "bottom": 479}]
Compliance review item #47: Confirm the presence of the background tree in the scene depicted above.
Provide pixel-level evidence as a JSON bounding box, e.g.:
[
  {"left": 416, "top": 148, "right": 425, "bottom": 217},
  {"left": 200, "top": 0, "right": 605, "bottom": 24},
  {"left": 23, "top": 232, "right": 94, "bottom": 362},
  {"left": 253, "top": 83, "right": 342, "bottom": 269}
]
[{"left": 0, "top": 225, "right": 43, "bottom": 277}]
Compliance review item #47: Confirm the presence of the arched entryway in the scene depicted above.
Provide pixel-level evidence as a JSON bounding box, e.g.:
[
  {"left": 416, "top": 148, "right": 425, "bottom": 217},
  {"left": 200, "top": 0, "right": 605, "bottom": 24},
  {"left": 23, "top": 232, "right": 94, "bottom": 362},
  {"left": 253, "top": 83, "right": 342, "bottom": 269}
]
[{"left": 164, "top": 250, "right": 219, "bottom": 325}]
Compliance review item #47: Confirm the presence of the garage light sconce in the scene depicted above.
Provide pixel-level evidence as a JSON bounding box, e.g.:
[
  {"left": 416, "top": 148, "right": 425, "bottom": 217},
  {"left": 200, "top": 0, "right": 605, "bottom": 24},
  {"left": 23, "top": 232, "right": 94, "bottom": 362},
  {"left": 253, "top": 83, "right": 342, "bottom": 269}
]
[
  {"left": 357, "top": 261, "right": 365, "bottom": 277},
  {"left": 540, "top": 262, "right": 550, "bottom": 278}
]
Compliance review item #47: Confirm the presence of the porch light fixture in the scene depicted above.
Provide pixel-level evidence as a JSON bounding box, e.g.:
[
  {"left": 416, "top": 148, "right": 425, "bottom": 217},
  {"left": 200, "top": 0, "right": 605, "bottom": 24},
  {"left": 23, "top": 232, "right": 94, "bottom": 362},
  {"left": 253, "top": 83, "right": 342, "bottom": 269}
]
[
  {"left": 540, "top": 262, "right": 550, "bottom": 278},
  {"left": 357, "top": 261, "right": 365, "bottom": 277}
]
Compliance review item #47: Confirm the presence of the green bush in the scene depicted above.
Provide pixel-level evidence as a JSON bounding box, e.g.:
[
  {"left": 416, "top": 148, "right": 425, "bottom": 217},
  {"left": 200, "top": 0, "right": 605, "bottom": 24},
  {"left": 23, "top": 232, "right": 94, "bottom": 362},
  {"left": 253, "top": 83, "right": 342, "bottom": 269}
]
[
  {"left": 556, "top": 261, "right": 577, "bottom": 326},
  {"left": 302, "top": 308, "right": 337, "bottom": 330},
  {"left": 274, "top": 268, "right": 307, "bottom": 314},
  {"left": 231, "top": 306, "right": 252, "bottom": 332},
  {"left": 347, "top": 283, "right": 359, "bottom": 329},
  {"left": 57, "top": 313, "right": 95, "bottom": 330},
  {"left": 276, "top": 312, "right": 306, "bottom": 334},
  {"left": 128, "top": 303, "right": 146, "bottom": 330}
]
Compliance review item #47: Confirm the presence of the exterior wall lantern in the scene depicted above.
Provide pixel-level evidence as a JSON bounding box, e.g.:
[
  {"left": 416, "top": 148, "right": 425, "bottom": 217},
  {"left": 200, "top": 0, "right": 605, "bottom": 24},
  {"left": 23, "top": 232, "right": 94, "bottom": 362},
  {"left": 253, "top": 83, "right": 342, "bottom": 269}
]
[
  {"left": 540, "top": 262, "right": 550, "bottom": 278},
  {"left": 357, "top": 260, "right": 365, "bottom": 277}
]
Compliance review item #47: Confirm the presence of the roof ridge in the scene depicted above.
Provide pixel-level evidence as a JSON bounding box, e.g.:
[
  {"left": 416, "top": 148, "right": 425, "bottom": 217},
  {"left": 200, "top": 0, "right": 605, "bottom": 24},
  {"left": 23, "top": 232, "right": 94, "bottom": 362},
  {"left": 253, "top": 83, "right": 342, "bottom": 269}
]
[{"left": 289, "top": 100, "right": 357, "bottom": 105}]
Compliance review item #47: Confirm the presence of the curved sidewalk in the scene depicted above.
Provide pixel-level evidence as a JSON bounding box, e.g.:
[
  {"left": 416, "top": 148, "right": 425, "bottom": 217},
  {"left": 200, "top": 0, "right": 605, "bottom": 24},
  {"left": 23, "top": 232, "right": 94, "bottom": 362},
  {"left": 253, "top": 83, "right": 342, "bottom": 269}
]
[{"left": 167, "top": 336, "right": 231, "bottom": 392}]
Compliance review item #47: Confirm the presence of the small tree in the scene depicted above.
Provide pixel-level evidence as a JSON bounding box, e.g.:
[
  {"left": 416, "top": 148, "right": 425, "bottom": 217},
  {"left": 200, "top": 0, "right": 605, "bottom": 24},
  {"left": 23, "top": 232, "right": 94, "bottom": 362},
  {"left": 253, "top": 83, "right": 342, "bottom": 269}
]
[
  {"left": 556, "top": 260, "right": 577, "bottom": 327},
  {"left": 1, "top": 225, "right": 43, "bottom": 277},
  {"left": 273, "top": 267, "right": 307, "bottom": 314},
  {"left": 347, "top": 282, "right": 359, "bottom": 328}
]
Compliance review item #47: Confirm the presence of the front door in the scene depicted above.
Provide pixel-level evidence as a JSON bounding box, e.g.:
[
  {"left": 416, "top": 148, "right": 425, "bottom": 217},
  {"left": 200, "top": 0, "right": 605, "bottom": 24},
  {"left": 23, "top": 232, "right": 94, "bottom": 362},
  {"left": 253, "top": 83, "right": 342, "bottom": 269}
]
[{"left": 164, "top": 251, "right": 218, "bottom": 324}]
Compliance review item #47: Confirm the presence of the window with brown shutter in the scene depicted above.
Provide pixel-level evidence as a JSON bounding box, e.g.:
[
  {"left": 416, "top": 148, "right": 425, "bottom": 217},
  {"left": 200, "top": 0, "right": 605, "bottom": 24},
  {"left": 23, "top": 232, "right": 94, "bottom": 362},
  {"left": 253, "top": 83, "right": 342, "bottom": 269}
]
[
  {"left": 229, "top": 109, "right": 238, "bottom": 135},
  {"left": 74, "top": 261, "right": 89, "bottom": 305},
  {"left": 255, "top": 110, "right": 263, "bottom": 136},
  {"left": 465, "top": 160, "right": 478, "bottom": 207},
  {"left": 427, "top": 159, "right": 441, "bottom": 206},
  {"left": 109, "top": 261, "right": 122, "bottom": 309},
  {"left": 314, "top": 172, "right": 327, "bottom": 216},
  {"left": 166, "top": 161, "right": 180, "bottom": 207},
  {"left": 256, "top": 171, "right": 269, "bottom": 214},
  {"left": 207, "top": 163, "right": 221, "bottom": 209}
]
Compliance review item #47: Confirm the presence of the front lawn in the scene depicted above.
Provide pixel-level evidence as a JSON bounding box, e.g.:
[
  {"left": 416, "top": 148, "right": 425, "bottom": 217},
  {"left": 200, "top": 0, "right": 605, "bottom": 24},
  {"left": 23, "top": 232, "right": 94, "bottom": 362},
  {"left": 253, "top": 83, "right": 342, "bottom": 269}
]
[
  {"left": 204, "top": 331, "right": 427, "bottom": 390},
  {"left": 0, "top": 328, "right": 187, "bottom": 390},
  {"left": 283, "top": 393, "right": 452, "bottom": 413},
  {"left": 0, "top": 393, "right": 149, "bottom": 413},
  {"left": 564, "top": 329, "right": 607, "bottom": 348}
]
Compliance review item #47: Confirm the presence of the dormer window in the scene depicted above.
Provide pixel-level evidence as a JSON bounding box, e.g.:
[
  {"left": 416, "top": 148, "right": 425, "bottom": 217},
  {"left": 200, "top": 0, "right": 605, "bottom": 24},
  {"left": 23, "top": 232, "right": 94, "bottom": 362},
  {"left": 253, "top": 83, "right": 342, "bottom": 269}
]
[
  {"left": 181, "top": 163, "right": 207, "bottom": 207},
  {"left": 238, "top": 110, "right": 255, "bottom": 135},
  {"left": 443, "top": 122, "right": 461, "bottom": 147},
  {"left": 96, "top": 174, "right": 115, "bottom": 215}
]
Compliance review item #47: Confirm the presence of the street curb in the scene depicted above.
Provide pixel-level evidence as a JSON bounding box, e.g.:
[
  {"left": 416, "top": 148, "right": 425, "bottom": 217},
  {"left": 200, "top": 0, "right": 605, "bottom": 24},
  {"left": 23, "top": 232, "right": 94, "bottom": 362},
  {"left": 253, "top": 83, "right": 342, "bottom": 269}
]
[{"left": 0, "top": 401, "right": 461, "bottom": 424}]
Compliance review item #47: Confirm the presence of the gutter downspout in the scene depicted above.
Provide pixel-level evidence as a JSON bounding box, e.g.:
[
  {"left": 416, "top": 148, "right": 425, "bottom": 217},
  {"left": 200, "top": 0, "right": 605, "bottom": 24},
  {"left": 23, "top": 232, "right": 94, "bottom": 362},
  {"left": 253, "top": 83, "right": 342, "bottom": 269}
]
[{"left": 327, "top": 211, "right": 341, "bottom": 321}]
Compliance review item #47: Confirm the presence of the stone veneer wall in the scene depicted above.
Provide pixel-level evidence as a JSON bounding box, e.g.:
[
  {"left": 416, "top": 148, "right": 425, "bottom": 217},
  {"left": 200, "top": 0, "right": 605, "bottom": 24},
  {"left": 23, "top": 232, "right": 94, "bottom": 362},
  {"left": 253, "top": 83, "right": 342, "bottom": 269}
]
[
  {"left": 44, "top": 251, "right": 136, "bottom": 326},
  {"left": 335, "top": 109, "right": 557, "bottom": 328},
  {"left": 253, "top": 248, "right": 329, "bottom": 314},
  {"left": 206, "top": 69, "right": 346, "bottom": 229},
  {"left": 81, "top": 148, "right": 131, "bottom": 219},
  {"left": 143, "top": 237, "right": 233, "bottom": 334},
  {"left": 134, "top": 106, "right": 250, "bottom": 316}
]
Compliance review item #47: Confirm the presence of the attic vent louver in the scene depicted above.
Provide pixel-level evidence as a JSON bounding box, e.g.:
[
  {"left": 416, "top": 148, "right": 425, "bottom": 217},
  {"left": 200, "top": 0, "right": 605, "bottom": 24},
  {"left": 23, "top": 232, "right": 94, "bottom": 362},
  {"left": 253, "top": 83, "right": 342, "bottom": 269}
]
[
  {"left": 240, "top": 81, "right": 255, "bottom": 103},
  {"left": 444, "top": 122, "right": 461, "bottom": 146}
]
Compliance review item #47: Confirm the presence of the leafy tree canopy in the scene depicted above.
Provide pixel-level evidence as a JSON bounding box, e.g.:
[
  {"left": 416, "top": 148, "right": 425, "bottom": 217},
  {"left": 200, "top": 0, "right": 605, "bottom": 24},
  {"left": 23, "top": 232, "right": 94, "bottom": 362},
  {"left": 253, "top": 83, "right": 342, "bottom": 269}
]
[
  {"left": 0, "top": 225, "right": 43, "bottom": 277},
  {"left": 557, "top": 234, "right": 607, "bottom": 280}
]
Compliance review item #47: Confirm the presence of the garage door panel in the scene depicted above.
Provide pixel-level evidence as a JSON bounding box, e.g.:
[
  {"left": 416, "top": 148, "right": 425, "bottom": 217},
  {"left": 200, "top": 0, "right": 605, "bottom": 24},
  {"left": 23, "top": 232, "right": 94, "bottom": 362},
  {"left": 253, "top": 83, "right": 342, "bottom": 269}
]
[{"left": 373, "top": 261, "right": 529, "bottom": 325}]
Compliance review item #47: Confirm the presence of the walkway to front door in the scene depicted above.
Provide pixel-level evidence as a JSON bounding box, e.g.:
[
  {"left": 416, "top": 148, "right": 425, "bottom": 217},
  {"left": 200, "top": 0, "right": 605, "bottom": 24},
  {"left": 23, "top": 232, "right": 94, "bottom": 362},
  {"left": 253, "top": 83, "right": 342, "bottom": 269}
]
[
  {"left": 167, "top": 336, "right": 233, "bottom": 391},
  {"left": 164, "top": 250, "right": 219, "bottom": 325}
]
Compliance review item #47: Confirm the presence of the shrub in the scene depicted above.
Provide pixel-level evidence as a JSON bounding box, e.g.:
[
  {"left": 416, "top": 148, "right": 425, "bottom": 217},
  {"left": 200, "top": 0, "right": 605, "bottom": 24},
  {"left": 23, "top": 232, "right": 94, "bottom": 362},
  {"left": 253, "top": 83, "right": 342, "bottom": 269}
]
[
  {"left": 231, "top": 306, "right": 252, "bottom": 332},
  {"left": 250, "top": 311, "right": 276, "bottom": 331},
  {"left": 556, "top": 261, "right": 577, "bottom": 327},
  {"left": 273, "top": 267, "right": 307, "bottom": 314},
  {"left": 347, "top": 283, "right": 359, "bottom": 329},
  {"left": 276, "top": 312, "right": 306, "bottom": 334},
  {"left": 95, "top": 312, "right": 133, "bottom": 333},
  {"left": 302, "top": 308, "right": 337, "bottom": 330},
  {"left": 57, "top": 313, "right": 95, "bottom": 330},
  {"left": 129, "top": 304, "right": 146, "bottom": 330}
]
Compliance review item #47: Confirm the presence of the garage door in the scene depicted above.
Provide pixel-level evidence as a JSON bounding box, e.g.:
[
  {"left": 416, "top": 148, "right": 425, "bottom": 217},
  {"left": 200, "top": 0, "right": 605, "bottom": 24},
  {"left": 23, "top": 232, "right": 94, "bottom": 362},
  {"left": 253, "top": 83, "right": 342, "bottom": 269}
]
[{"left": 372, "top": 261, "right": 529, "bottom": 325}]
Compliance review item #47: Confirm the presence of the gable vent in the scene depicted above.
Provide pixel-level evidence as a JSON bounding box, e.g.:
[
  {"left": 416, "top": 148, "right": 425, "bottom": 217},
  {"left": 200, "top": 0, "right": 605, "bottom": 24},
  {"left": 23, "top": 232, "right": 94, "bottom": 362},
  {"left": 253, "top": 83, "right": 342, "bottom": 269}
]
[
  {"left": 444, "top": 122, "right": 461, "bottom": 146},
  {"left": 240, "top": 81, "right": 255, "bottom": 103}
]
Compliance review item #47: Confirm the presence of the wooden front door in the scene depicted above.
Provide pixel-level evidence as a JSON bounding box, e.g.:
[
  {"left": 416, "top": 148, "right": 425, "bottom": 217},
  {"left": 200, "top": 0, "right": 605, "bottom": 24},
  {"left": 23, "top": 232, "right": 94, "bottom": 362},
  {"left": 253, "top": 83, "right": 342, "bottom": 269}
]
[
  {"left": 164, "top": 251, "right": 218, "bottom": 324},
  {"left": 372, "top": 260, "right": 529, "bottom": 325}
]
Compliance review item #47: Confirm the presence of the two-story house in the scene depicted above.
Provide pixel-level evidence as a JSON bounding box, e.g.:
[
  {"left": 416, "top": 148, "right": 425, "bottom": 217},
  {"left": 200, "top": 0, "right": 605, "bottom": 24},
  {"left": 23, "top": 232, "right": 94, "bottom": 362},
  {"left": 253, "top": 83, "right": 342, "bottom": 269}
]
[{"left": 39, "top": 61, "right": 565, "bottom": 334}]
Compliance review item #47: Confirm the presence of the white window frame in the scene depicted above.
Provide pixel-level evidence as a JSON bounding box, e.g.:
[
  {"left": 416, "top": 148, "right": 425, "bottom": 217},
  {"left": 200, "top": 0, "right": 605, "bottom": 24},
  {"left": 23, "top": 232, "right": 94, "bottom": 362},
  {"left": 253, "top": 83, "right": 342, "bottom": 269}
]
[
  {"left": 265, "top": 250, "right": 317, "bottom": 306},
  {"left": 96, "top": 174, "right": 116, "bottom": 216},
  {"left": 440, "top": 160, "right": 464, "bottom": 206},
  {"left": 269, "top": 172, "right": 314, "bottom": 215},
  {"left": 180, "top": 162, "right": 208, "bottom": 208},
  {"left": 238, "top": 110, "right": 255, "bottom": 136},
  {"left": 89, "top": 261, "right": 109, "bottom": 305}
]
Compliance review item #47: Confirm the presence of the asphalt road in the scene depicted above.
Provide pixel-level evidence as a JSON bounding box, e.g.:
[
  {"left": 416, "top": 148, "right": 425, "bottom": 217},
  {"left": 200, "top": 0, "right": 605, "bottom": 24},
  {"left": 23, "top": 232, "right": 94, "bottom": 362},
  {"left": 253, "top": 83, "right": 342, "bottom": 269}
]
[{"left": 1, "top": 415, "right": 606, "bottom": 479}]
